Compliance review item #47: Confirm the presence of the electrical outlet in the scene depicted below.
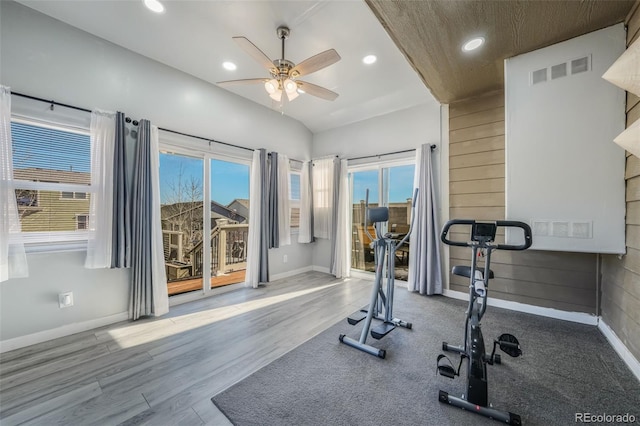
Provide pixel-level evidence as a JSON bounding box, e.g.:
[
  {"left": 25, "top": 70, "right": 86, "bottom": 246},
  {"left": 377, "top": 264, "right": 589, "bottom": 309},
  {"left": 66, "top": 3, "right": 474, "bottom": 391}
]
[
  {"left": 59, "top": 292, "right": 73, "bottom": 308},
  {"left": 283, "top": 254, "right": 288, "bottom": 263}
]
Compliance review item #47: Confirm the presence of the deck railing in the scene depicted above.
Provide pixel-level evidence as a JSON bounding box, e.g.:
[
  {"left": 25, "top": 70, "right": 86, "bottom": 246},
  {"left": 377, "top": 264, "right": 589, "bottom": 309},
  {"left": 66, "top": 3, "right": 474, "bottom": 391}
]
[
  {"left": 210, "top": 223, "right": 248, "bottom": 275},
  {"left": 164, "top": 223, "right": 248, "bottom": 282}
]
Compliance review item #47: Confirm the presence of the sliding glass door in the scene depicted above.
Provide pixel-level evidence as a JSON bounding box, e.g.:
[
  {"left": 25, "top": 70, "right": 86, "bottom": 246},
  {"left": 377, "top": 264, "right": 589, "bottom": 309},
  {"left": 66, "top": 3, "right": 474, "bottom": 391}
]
[
  {"left": 159, "top": 148, "right": 251, "bottom": 296},
  {"left": 159, "top": 152, "right": 204, "bottom": 296},
  {"left": 350, "top": 162, "right": 415, "bottom": 281},
  {"left": 209, "top": 158, "right": 250, "bottom": 289}
]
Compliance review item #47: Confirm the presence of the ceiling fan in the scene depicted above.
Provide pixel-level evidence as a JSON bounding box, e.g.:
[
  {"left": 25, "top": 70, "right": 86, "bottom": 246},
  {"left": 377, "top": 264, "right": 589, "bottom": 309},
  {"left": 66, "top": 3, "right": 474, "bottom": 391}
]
[{"left": 217, "top": 26, "right": 341, "bottom": 102}]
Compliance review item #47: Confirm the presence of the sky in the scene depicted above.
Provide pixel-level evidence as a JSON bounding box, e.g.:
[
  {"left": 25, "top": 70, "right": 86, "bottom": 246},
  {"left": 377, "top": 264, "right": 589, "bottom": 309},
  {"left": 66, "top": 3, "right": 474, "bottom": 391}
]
[
  {"left": 159, "top": 153, "right": 414, "bottom": 207},
  {"left": 159, "top": 154, "right": 248, "bottom": 206},
  {"left": 352, "top": 164, "right": 415, "bottom": 204}
]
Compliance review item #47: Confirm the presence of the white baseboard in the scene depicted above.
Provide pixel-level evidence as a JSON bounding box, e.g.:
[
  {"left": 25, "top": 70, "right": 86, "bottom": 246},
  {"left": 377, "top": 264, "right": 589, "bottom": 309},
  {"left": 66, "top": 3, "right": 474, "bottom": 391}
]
[
  {"left": 442, "top": 289, "right": 598, "bottom": 325},
  {"left": 598, "top": 319, "right": 640, "bottom": 382},
  {"left": 271, "top": 266, "right": 314, "bottom": 282},
  {"left": 349, "top": 269, "right": 373, "bottom": 280},
  {"left": 311, "top": 265, "right": 331, "bottom": 275},
  {"left": 0, "top": 311, "right": 129, "bottom": 354}
]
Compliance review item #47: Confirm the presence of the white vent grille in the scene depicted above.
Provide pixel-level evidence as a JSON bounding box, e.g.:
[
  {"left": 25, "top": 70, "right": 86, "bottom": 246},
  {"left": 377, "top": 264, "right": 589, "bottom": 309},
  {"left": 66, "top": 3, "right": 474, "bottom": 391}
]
[
  {"left": 571, "top": 222, "right": 592, "bottom": 239},
  {"left": 532, "top": 221, "right": 550, "bottom": 236},
  {"left": 529, "top": 55, "right": 591, "bottom": 86},
  {"left": 551, "top": 221, "right": 570, "bottom": 237},
  {"left": 571, "top": 56, "right": 590, "bottom": 74},
  {"left": 532, "top": 68, "right": 548, "bottom": 85},
  {"left": 551, "top": 63, "right": 567, "bottom": 79}
]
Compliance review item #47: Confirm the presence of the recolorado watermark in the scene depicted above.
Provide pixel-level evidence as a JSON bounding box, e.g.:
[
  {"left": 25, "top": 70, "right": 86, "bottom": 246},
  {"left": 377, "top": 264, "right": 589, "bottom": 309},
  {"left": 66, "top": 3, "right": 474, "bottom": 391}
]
[{"left": 575, "top": 413, "right": 636, "bottom": 423}]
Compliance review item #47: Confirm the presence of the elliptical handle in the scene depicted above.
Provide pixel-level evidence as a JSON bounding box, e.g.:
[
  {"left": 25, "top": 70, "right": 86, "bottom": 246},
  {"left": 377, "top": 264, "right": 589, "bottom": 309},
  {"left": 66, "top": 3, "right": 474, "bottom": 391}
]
[
  {"left": 441, "top": 219, "right": 476, "bottom": 247},
  {"left": 397, "top": 188, "right": 419, "bottom": 246},
  {"left": 494, "top": 220, "right": 532, "bottom": 251}
]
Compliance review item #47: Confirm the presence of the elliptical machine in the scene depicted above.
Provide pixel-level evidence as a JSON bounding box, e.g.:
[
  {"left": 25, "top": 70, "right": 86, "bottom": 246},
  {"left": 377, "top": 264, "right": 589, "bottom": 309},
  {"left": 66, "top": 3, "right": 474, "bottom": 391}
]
[
  {"left": 339, "top": 188, "right": 418, "bottom": 359},
  {"left": 437, "top": 219, "right": 532, "bottom": 425}
]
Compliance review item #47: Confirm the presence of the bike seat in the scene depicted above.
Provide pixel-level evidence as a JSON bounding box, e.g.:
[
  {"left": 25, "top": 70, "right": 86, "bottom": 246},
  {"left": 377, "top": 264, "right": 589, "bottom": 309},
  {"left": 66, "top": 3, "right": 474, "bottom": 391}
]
[{"left": 452, "top": 265, "right": 494, "bottom": 279}]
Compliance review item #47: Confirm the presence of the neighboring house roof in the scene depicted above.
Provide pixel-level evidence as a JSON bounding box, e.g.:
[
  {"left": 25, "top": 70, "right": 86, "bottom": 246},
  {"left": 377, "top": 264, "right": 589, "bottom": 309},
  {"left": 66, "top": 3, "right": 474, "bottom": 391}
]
[
  {"left": 14, "top": 167, "right": 90, "bottom": 185},
  {"left": 230, "top": 199, "right": 249, "bottom": 209},
  {"left": 161, "top": 200, "right": 246, "bottom": 223},
  {"left": 227, "top": 199, "right": 249, "bottom": 221}
]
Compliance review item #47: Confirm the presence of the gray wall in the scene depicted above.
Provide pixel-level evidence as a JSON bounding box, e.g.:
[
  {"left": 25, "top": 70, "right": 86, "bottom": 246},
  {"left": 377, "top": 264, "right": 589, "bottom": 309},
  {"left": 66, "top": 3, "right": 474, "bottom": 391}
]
[{"left": 0, "top": 1, "right": 313, "bottom": 343}]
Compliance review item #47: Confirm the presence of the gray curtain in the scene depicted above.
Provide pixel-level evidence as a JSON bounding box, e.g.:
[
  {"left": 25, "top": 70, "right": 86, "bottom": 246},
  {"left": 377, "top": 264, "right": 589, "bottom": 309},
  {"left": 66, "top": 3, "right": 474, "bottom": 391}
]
[
  {"left": 129, "top": 120, "right": 156, "bottom": 319},
  {"left": 329, "top": 157, "right": 341, "bottom": 273},
  {"left": 408, "top": 144, "right": 443, "bottom": 295},
  {"left": 111, "top": 112, "right": 130, "bottom": 268},
  {"left": 268, "top": 152, "right": 279, "bottom": 249},
  {"left": 258, "top": 149, "right": 269, "bottom": 282}
]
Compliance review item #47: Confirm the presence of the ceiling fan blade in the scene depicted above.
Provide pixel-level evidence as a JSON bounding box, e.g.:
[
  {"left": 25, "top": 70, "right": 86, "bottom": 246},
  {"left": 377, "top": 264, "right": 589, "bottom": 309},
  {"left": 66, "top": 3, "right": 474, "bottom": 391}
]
[
  {"left": 297, "top": 81, "right": 339, "bottom": 101},
  {"left": 217, "top": 78, "right": 268, "bottom": 87},
  {"left": 291, "top": 49, "right": 341, "bottom": 78},
  {"left": 232, "top": 36, "right": 276, "bottom": 71}
]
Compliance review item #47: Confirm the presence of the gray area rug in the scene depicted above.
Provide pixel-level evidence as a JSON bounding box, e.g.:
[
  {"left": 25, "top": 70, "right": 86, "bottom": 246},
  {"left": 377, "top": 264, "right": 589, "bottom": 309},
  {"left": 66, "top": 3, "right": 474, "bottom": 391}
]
[{"left": 212, "top": 288, "right": 640, "bottom": 425}]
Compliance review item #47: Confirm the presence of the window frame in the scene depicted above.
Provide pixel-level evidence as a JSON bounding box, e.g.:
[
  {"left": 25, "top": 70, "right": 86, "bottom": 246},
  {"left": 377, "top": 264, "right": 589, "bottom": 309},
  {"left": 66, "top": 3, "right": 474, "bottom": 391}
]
[
  {"left": 10, "top": 117, "right": 92, "bottom": 251},
  {"left": 289, "top": 169, "right": 301, "bottom": 233}
]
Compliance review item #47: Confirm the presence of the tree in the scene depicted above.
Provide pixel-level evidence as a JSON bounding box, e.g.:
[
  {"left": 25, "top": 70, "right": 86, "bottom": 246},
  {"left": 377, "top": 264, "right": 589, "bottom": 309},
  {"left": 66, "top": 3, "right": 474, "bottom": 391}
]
[{"left": 161, "top": 163, "right": 204, "bottom": 261}]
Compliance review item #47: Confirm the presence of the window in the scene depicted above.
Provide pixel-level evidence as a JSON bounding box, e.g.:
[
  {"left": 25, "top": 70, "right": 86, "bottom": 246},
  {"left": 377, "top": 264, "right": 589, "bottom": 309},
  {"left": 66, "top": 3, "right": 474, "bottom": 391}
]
[
  {"left": 76, "top": 214, "right": 89, "bottom": 230},
  {"left": 289, "top": 171, "right": 301, "bottom": 230},
  {"left": 11, "top": 119, "right": 91, "bottom": 245},
  {"left": 61, "top": 191, "right": 87, "bottom": 200},
  {"left": 350, "top": 162, "right": 415, "bottom": 281}
]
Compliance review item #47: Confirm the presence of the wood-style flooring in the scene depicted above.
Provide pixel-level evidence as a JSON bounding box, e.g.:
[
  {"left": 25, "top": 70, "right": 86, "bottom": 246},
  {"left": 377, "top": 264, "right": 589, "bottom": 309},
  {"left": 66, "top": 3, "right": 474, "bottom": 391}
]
[{"left": 0, "top": 272, "right": 372, "bottom": 425}]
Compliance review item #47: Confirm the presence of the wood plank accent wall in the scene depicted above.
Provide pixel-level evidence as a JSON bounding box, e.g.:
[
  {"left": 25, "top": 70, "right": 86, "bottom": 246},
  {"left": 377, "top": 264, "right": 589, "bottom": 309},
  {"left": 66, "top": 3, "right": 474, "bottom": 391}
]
[
  {"left": 449, "top": 91, "right": 598, "bottom": 313},
  {"left": 601, "top": 0, "right": 640, "bottom": 362}
]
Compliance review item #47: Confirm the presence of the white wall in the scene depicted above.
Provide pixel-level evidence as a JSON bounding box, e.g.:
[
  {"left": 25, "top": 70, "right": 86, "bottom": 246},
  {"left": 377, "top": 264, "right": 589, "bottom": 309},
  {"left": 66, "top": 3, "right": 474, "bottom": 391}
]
[
  {"left": 311, "top": 103, "right": 442, "bottom": 269},
  {"left": 505, "top": 24, "right": 626, "bottom": 253},
  {"left": 0, "top": 1, "right": 313, "bottom": 345}
]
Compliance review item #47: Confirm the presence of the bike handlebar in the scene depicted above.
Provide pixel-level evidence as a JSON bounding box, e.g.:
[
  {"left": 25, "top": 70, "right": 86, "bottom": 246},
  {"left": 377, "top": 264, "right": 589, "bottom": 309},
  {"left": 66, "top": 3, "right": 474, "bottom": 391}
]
[{"left": 441, "top": 219, "right": 532, "bottom": 251}]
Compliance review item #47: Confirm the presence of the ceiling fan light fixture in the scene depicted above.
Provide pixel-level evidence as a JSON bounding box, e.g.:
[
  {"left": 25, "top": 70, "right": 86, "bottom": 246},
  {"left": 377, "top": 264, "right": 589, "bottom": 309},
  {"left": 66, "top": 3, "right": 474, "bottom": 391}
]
[
  {"left": 143, "top": 0, "right": 165, "bottom": 14},
  {"left": 286, "top": 89, "right": 299, "bottom": 101},
  {"left": 265, "top": 79, "right": 279, "bottom": 94},
  {"left": 462, "top": 37, "right": 485, "bottom": 52},
  {"left": 269, "top": 90, "right": 283, "bottom": 102},
  {"left": 283, "top": 79, "right": 297, "bottom": 94}
]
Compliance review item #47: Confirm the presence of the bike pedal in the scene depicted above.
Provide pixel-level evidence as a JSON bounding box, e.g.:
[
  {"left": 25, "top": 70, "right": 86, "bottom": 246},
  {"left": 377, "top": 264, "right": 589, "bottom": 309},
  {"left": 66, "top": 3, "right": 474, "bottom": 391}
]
[
  {"left": 437, "top": 354, "right": 457, "bottom": 378},
  {"left": 437, "top": 365, "right": 456, "bottom": 378}
]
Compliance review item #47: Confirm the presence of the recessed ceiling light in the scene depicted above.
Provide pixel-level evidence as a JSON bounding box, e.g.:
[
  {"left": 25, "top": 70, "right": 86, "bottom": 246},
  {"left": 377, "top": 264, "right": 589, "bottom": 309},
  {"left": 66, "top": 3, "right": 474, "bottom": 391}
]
[
  {"left": 143, "top": 0, "right": 165, "bottom": 14},
  {"left": 363, "top": 55, "right": 377, "bottom": 65},
  {"left": 462, "top": 37, "right": 484, "bottom": 52},
  {"left": 222, "top": 61, "right": 237, "bottom": 71}
]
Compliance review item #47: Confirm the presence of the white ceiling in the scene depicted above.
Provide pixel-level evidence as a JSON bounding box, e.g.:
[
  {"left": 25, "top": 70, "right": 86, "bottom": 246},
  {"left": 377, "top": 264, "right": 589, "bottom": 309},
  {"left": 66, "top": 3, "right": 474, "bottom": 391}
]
[{"left": 17, "top": 0, "right": 438, "bottom": 133}]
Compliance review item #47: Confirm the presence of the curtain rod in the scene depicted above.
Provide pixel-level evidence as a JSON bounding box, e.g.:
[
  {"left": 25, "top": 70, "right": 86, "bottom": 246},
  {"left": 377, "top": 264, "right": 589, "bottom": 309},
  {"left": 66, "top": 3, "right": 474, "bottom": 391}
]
[
  {"left": 11, "top": 91, "right": 254, "bottom": 153},
  {"left": 347, "top": 145, "right": 435, "bottom": 162},
  {"left": 157, "top": 127, "right": 254, "bottom": 152},
  {"left": 12, "top": 91, "right": 143, "bottom": 126},
  {"left": 12, "top": 91, "right": 93, "bottom": 114},
  {"left": 10, "top": 91, "right": 301, "bottom": 161}
]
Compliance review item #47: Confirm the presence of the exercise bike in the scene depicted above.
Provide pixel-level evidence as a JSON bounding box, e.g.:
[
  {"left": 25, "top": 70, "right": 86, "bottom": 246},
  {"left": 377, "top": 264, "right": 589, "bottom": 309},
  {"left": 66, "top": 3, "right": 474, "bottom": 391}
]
[
  {"left": 437, "top": 219, "right": 532, "bottom": 425},
  {"left": 339, "top": 188, "right": 417, "bottom": 359}
]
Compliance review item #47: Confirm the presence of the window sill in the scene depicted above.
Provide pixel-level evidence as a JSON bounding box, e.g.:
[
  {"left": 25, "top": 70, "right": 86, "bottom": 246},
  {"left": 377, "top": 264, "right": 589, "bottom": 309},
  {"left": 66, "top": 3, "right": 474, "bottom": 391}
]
[{"left": 25, "top": 241, "right": 87, "bottom": 254}]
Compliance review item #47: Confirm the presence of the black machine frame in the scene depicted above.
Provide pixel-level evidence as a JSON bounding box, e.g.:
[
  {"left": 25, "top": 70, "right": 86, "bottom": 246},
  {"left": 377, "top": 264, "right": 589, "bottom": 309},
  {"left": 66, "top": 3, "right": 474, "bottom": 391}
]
[{"left": 438, "top": 219, "right": 532, "bottom": 425}]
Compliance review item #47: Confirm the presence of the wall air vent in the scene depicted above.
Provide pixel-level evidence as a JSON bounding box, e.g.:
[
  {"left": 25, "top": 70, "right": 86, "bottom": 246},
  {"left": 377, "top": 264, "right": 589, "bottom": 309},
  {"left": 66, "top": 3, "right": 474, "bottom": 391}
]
[
  {"left": 532, "top": 68, "right": 548, "bottom": 85},
  {"left": 551, "top": 63, "right": 567, "bottom": 79},
  {"left": 571, "top": 56, "right": 590, "bottom": 74},
  {"left": 529, "top": 55, "right": 591, "bottom": 86}
]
